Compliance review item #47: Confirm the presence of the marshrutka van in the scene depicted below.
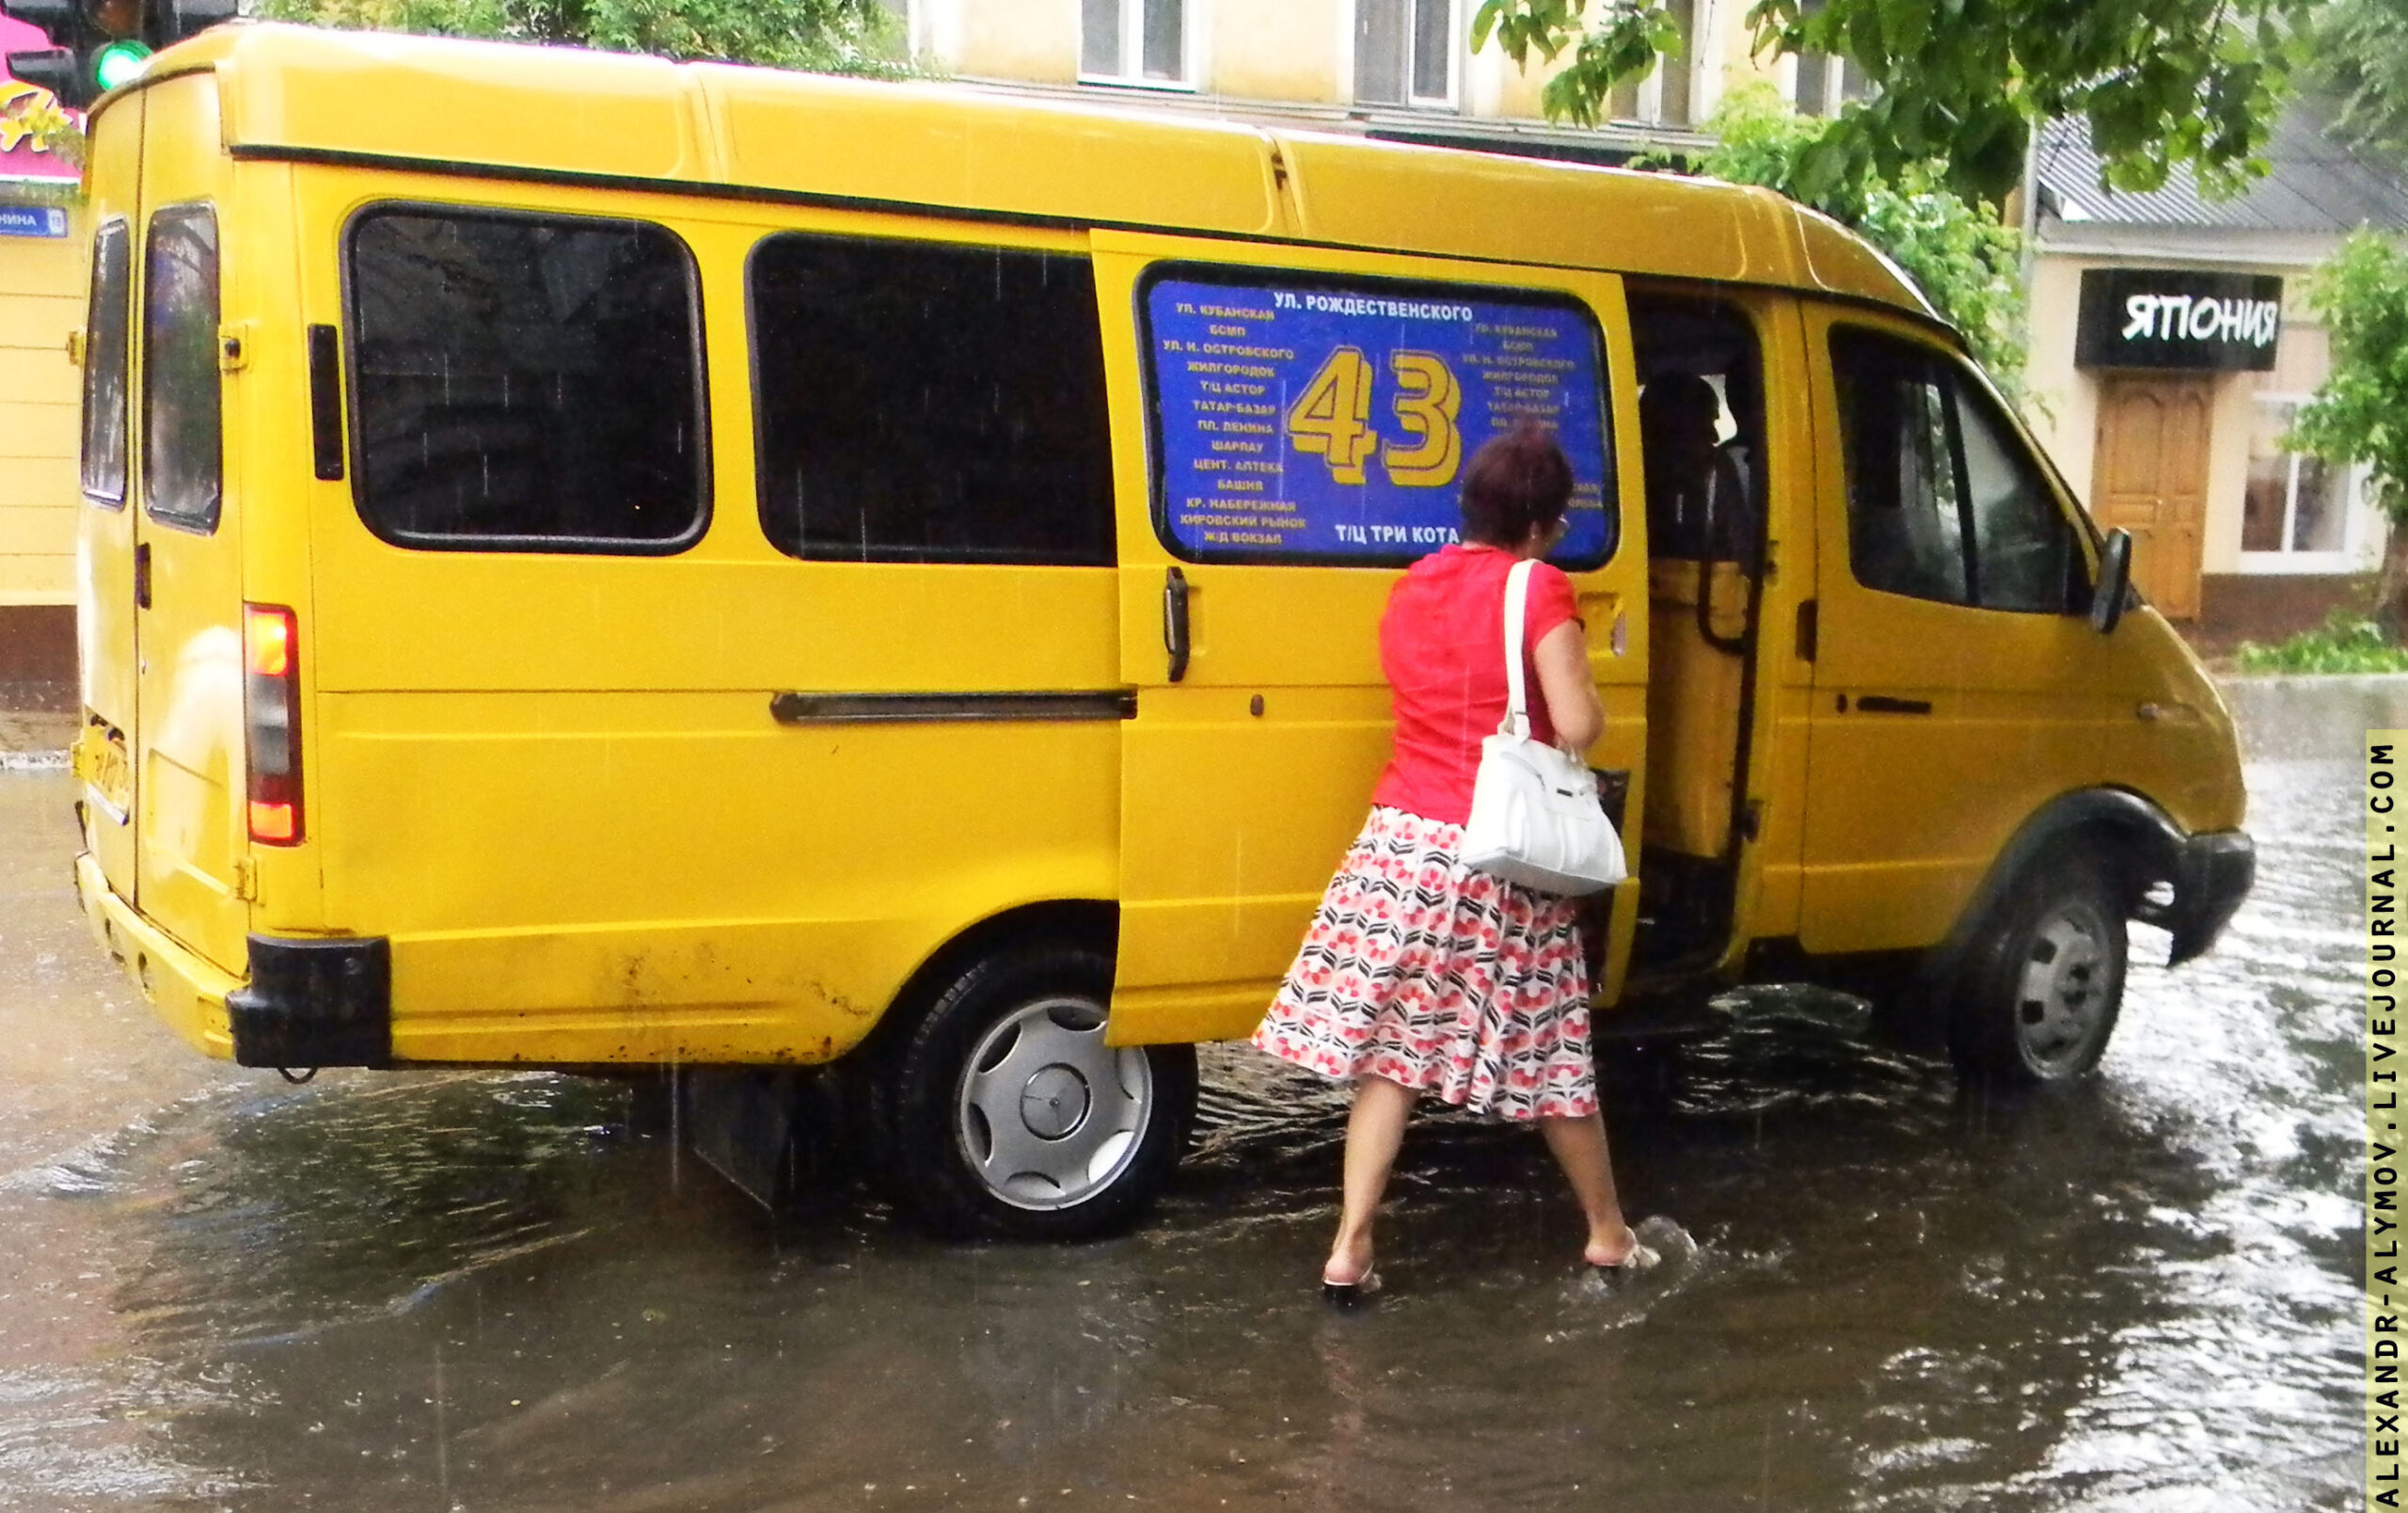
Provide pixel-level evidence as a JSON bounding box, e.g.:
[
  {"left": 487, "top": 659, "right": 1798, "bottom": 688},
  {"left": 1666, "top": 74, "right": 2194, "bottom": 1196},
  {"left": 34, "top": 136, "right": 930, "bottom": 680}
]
[{"left": 69, "top": 24, "right": 2254, "bottom": 1237}]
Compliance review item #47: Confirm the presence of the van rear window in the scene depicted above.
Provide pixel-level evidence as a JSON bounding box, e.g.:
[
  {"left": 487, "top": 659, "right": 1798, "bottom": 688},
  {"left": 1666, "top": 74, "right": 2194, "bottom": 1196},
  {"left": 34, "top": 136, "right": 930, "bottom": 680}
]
[
  {"left": 1140, "top": 268, "right": 1614, "bottom": 567},
  {"left": 750, "top": 234, "right": 1115, "bottom": 566},
  {"left": 345, "top": 208, "right": 707, "bottom": 552},
  {"left": 142, "top": 205, "right": 221, "bottom": 532},
  {"left": 81, "top": 218, "right": 131, "bottom": 507}
]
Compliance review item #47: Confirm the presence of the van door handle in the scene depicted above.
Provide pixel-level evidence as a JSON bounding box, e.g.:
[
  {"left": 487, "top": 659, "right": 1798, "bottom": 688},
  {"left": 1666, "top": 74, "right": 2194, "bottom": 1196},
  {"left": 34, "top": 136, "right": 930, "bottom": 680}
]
[
  {"left": 1163, "top": 566, "right": 1191, "bottom": 683},
  {"left": 134, "top": 543, "right": 151, "bottom": 610},
  {"left": 1856, "top": 694, "right": 1931, "bottom": 715}
]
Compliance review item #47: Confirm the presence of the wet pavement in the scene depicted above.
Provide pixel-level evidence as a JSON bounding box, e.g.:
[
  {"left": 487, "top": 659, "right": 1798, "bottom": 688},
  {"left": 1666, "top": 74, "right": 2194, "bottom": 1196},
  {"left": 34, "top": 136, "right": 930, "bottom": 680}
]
[{"left": 0, "top": 678, "right": 2381, "bottom": 1511}]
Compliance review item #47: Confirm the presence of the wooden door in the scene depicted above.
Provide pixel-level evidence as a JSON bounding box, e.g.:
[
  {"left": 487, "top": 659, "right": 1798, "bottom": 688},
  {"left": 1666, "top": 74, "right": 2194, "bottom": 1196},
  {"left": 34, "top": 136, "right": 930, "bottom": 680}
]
[{"left": 2095, "top": 378, "right": 2210, "bottom": 620}]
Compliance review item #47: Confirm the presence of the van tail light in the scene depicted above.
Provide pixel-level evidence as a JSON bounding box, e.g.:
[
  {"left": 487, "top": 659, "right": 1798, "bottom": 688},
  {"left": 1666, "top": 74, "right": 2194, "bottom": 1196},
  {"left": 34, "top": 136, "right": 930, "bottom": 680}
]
[{"left": 244, "top": 603, "right": 303, "bottom": 846}]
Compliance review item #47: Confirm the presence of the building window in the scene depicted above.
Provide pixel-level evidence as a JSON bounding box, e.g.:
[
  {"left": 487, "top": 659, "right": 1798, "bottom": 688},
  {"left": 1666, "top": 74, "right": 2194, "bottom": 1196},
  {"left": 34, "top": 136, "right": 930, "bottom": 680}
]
[
  {"left": 1606, "top": 0, "right": 1699, "bottom": 125},
  {"left": 875, "top": 0, "right": 925, "bottom": 56},
  {"left": 2242, "top": 395, "right": 2358, "bottom": 564},
  {"left": 1790, "top": 0, "right": 1866, "bottom": 117},
  {"left": 1356, "top": 0, "right": 1456, "bottom": 107},
  {"left": 1083, "top": 0, "right": 1188, "bottom": 86}
]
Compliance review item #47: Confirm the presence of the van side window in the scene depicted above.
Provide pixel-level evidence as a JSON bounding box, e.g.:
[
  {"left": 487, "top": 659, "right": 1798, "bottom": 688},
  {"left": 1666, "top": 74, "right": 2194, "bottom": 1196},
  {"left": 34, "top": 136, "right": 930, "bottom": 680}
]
[
  {"left": 345, "top": 208, "right": 707, "bottom": 551},
  {"left": 1956, "top": 377, "right": 2080, "bottom": 613},
  {"left": 142, "top": 205, "right": 221, "bottom": 532},
  {"left": 1830, "top": 326, "right": 2076, "bottom": 613},
  {"left": 750, "top": 234, "right": 1114, "bottom": 566},
  {"left": 1141, "top": 268, "right": 1614, "bottom": 567},
  {"left": 82, "top": 218, "right": 131, "bottom": 507}
]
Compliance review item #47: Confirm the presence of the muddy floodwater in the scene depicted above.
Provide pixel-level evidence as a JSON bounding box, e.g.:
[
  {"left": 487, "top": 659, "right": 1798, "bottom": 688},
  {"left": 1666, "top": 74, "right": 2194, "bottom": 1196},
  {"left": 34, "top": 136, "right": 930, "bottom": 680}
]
[{"left": 0, "top": 679, "right": 2383, "bottom": 1511}]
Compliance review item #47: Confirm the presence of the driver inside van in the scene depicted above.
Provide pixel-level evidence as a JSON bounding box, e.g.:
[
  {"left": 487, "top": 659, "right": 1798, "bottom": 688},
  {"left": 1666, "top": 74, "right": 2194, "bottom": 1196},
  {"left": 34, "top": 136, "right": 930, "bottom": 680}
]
[{"left": 1639, "top": 373, "right": 1756, "bottom": 570}]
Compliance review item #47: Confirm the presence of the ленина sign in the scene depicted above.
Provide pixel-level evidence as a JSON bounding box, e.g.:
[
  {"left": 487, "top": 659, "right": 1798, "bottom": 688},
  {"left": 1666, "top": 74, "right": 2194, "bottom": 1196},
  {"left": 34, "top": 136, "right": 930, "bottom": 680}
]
[
  {"left": 2075, "top": 268, "right": 2284, "bottom": 372},
  {"left": 0, "top": 204, "right": 67, "bottom": 237}
]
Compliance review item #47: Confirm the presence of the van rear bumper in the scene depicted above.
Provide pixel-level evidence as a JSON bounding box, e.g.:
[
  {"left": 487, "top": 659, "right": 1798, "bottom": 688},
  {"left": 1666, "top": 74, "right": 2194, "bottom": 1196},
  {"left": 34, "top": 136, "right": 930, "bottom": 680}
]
[
  {"left": 2161, "top": 829, "right": 2254, "bottom": 966},
  {"left": 74, "top": 852, "right": 392, "bottom": 1069},
  {"left": 224, "top": 935, "right": 392, "bottom": 1069},
  {"left": 73, "top": 852, "right": 240, "bottom": 1059}
]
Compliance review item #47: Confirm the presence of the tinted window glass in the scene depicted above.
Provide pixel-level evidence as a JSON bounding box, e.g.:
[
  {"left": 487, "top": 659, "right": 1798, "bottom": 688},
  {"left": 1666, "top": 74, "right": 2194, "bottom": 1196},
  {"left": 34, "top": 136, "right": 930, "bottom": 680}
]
[
  {"left": 1831, "top": 326, "right": 2079, "bottom": 613},
  {"left": 751, "top": 235, "right": 1115, "bottom": 566},
  {"left": 1957, "top": 382, "right": 2077, "bottom": 612},
  {"left": 1832, "top": 328, "right": 1971, "bottom": 605},
  {"left": 347, "top": 209, "right": 706, "bottom": 550},
  {"left": 82, "top": 218, "right": 131, "bottom": 506},
  {"left": 142, "top": 206, "right": 220, "bottom": 531}
]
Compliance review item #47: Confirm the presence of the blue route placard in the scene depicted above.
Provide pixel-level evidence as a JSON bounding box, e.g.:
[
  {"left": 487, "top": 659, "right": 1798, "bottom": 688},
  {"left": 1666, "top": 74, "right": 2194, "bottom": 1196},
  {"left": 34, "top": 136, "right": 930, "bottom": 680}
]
[
  {"left": 1146, "top": 275, "right": 1612, "bottom": 565},
  {"left": 0, "top": 206, "right": 70, "bottom": 239}
]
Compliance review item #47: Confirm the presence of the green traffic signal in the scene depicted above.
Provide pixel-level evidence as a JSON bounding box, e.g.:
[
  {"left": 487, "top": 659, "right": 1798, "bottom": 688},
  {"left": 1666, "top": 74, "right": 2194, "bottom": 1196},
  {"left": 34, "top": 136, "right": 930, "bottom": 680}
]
[{"left": 91, "top": 37, "right": 147, "bottom": 90}]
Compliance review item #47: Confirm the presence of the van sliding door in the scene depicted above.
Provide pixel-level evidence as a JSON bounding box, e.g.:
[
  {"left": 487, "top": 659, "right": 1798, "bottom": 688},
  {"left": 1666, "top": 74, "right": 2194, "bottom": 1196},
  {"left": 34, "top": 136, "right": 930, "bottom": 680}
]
[{"left": 1092, "top": 231, "right": 1652, "bottom": 1045}]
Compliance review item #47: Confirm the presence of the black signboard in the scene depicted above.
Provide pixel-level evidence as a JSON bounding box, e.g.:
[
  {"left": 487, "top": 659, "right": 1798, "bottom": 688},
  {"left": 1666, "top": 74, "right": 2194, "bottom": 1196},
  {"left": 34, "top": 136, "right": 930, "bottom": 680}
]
[{"left": 2075, "top": 268, "right": 2283, "bottom": 371}]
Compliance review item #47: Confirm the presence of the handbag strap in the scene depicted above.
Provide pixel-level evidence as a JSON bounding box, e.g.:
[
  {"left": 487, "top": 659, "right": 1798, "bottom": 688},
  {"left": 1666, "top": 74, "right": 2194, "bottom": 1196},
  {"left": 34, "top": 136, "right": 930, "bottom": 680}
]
[{"left": 1499, "top": 557, "right": 1534, "bottom": 740}]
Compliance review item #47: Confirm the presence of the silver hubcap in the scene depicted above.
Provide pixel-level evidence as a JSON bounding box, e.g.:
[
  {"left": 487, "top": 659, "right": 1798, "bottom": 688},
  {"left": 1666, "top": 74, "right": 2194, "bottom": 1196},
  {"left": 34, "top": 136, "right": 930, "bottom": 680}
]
[
  {"left": 2013, "top": 903, "right": 2112, "bottom": 1073},
  {"left": 956, "top": 995, "right": 1152, "bottom": 1211}
]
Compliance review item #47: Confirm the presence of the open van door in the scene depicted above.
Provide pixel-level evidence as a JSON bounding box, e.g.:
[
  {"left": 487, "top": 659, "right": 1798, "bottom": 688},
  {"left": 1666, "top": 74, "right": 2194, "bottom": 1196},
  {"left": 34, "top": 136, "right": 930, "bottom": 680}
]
[{"left": 1090, "top": 231, "right": 1652, "bottom": 1045}]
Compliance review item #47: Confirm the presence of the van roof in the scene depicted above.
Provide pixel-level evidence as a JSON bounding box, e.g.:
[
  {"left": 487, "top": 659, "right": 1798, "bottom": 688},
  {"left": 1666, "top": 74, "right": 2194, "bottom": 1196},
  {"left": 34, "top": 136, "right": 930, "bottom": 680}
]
[{"left": 113, "top": 23, "right": 1941, "bottom": 327}]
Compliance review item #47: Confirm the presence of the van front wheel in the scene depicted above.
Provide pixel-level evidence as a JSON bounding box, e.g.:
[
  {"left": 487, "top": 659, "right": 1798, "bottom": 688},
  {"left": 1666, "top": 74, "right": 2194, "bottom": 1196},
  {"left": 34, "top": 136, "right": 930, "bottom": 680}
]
[
  {"left": 1948, "top": 854, "right": 2128, "bottom": 1084},
  {"left": 886, "top": 944, "right": 1196, "bottom": 1239}
]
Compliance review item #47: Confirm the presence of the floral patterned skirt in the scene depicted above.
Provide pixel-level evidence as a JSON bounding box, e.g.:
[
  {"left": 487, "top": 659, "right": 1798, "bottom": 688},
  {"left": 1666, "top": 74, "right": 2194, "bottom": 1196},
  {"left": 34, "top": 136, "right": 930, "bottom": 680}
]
[{"left": 1252, "top": 805, "right": 1597, "bottom": 1122}]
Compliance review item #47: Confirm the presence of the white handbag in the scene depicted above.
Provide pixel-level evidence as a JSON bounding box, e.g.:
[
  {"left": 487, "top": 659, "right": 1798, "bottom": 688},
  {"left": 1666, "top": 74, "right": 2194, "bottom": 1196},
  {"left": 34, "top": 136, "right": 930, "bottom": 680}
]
[{"left": 1458, "top": 559, "right": 1628, "bottom": 897}]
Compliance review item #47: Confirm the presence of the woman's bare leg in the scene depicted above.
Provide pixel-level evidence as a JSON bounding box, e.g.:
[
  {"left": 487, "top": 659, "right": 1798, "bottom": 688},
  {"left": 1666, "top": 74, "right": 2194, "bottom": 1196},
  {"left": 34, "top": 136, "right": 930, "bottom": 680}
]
[
  {"left": 1325, "top": 1075, "right": 1416, "bottom": 1284},
  {"left": 1538, "top": 1112, "right": 1640, "bottom": 1266}
]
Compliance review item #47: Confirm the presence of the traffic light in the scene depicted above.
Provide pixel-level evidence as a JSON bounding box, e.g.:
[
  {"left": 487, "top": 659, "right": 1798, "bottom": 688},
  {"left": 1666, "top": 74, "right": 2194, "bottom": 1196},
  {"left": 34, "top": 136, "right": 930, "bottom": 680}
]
[{"left": 1, "top": 0, "right": 235, "bottom": 109}]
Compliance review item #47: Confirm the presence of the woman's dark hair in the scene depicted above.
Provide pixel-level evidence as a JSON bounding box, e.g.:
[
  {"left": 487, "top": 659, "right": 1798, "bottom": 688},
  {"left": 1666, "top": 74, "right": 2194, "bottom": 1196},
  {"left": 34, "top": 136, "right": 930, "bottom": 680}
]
[{"left": 1459, "top": 421, "right": 1576, "bottom": 548}]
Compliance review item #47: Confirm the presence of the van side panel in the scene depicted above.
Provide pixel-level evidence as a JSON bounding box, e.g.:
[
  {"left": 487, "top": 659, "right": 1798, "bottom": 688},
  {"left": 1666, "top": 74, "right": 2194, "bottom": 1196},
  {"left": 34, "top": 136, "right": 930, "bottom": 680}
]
[
  {"left": 294, "top": 177, "right": 1122, "bottom": 1065},
  {"left": 238, "top": 160, "right": 332, "bottom": 935}
]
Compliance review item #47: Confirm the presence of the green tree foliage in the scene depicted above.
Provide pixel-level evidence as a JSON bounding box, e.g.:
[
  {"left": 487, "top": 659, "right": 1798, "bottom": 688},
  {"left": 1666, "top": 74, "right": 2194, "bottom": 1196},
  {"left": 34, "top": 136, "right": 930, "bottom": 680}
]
[
  {"left": 1679, "top": 84, "right": 2028, "bottom": 391},
  {"left": 2290, "top": 230, "right": 2408, "bottom": 627},
  {"left": 2310, "top": 0, "right": 2408, "bottom": 154},
  {"left": 252, "top": 0, "right": 908, "bottom": 74},
  {"left": 1472, "top": 0, "right": 2315, "bottom": 207}
]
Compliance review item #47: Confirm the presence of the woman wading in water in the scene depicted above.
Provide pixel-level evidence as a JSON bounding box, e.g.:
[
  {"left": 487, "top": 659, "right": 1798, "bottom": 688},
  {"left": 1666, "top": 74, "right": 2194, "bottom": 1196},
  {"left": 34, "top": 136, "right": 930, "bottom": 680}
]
[{"left": 1253, "top": 422, "right": 1654, "bottom": 1303}]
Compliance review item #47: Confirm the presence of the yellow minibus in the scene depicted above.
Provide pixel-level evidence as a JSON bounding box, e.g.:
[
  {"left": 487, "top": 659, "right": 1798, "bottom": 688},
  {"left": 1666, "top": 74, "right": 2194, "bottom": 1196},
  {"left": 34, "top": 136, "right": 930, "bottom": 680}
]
[{"left": 69, "top": 24, "right": 2253, "bottom": 1236}]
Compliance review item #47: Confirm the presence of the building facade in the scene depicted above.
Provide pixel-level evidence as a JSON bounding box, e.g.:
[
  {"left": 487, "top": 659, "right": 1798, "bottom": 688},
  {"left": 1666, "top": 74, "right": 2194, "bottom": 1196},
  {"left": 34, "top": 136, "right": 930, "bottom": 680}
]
[
  {"left": 2023, "top": 105, "right": 2408, "bottom": 647},
  {"left": 890, "top": 0, "right": 1842, "bottom": 151},
  {"left": 0, "top": 38, "right": 84, "bottom": 707}
]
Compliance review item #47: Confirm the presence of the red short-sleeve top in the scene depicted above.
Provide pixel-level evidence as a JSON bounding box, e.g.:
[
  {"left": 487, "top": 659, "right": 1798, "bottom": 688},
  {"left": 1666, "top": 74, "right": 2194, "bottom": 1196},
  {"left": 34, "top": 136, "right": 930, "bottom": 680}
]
[{"left": 1370, "top": 543, "right": 1580, "bottom": 827}]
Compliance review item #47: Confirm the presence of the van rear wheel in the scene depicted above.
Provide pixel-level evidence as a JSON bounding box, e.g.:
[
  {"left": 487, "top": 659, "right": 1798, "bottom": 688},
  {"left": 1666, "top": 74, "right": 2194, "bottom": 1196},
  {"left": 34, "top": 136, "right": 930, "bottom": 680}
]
[
  {"left": 1948, "top": 853, "right": 2128, "bottom": 1084},
  {"left": 884, "top": 944, "right": 1195, "bottom": 1239}
]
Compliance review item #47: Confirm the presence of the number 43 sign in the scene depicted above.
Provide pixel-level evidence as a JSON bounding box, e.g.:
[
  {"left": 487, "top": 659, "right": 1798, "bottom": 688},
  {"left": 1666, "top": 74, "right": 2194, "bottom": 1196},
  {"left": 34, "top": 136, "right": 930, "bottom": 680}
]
[{"left": 1287, "top": 347, "right": 1464, "bottom": 488}]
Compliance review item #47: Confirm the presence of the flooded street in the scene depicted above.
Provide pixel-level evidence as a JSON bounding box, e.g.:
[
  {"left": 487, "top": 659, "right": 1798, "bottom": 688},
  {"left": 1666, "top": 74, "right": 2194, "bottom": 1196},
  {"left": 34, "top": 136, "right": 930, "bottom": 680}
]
[{"left": 0, "top": 679, "right": 2379, "bottom": 1511}]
